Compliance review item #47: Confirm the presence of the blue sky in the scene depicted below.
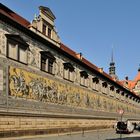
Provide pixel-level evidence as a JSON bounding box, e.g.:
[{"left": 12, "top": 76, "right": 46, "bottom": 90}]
[{"left": 1, "top": 0, "right": 140, "bottom": 80}]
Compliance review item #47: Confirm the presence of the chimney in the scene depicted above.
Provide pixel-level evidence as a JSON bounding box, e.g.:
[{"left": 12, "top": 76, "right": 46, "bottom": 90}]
[
  {"left": 76, "top": 52, "right": 82, "bottom": 60},
  {"left": 125, "top": 76, "right": 128, "bottom": 81},
  {"left": 99, "top": 67, "right": 103, "bottom": 73}
]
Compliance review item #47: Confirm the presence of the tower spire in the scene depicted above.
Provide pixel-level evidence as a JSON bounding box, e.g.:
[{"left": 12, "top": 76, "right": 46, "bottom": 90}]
[
  {"left": 111, "top": 45, "right": 114, "bottom": 63},
  {"left": 109, "top": 45, "right": 118, "bottom": 80}
]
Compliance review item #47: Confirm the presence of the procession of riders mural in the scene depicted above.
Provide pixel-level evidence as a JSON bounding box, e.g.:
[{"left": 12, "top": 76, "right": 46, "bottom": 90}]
[{"left": 9, "top": 66, "right": 137, "bottom": 114}]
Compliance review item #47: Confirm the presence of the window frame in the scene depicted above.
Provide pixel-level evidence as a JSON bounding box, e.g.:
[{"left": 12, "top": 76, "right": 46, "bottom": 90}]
[
  {"left": 40, "top": 51, "right": 55, "bottom": 75},
  {"left": 102, "top": 81, "right": 108, "bottom": 94},
  {"left": 63, "top": 62, "right": 75, "bottom": 82},
  {"left": 6, "top": 34, "right": 28, "bottom": 65},
  {"left": 48, "top": 27, "right": 52, "bottom": 38},
  {"left": 92, "top": 77, "right": 99, "bottom": 91},
  {"left": 80, "top": 71, "right": 88, "bottom": 87},
  {"left": 42, "top": 24, "right": 47, "bottom": 35}
]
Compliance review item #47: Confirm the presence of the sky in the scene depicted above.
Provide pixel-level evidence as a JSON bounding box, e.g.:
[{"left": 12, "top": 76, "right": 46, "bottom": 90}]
[{"left": 1, "top": 0, "right": 140, "bottom": 80}]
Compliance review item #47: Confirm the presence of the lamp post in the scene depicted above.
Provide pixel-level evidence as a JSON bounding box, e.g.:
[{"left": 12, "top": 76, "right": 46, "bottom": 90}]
[
  {"left": 118, "top": 109, "right": 124, "bottom": 122},
  {"left": 118, "top": 109, "right": 124, "bottom": 140}
]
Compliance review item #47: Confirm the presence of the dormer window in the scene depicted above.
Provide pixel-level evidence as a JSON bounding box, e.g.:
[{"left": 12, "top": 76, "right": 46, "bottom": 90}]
[
  {"left": 80, "top": 71, "right": 88, "bottom": 87},
  {"left": 110, "top": 85, "right": 114, "bottom": 96},
  {"left": 40, "top": 51, "right": 55, "bottom": 74},
  {"left": 63, "top": 62, "right": 74, "bottom": 82},
  {"left": 42, "top": 24, "right": 47, "bottom": 35},
  {"left": 30, "top": 6, "right": 60, "bottom": 43},
  {"left": 110, "top": 85, "right": 114, "bottom": 91},
  {"left": 48, "top": 27, "right": 52, "bottom": 38},
  {"left": 6, "top": 34, "right": 28, "bottom": 64},
  {"left": 92, "top": 77, "right": 99, "bottom": 91},
  {"left": 102, "top": 81, "right": 108, "bottom": 94},
  {"left": 42, "top": 23, "right": 52, "bottom": 38},
  {"left": 116, "top": 89, "right": 120, "bottom": 94}
]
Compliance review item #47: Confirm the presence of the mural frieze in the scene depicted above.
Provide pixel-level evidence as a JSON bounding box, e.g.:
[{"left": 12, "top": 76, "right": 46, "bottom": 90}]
[{"left": 9, "top": 66, "right": 138, "bottom": 114}]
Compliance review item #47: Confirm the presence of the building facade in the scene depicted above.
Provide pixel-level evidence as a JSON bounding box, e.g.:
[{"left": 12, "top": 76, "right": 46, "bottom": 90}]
[
  {"left": 121, "top": 66, "right": 140, "bottom": 96},
  {"left": 0, "top": 3, "right": 140, "bottom": 137}
]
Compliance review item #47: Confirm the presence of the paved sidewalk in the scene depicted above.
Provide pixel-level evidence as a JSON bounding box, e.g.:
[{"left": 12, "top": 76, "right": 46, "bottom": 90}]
[{"left": 0, "top": 129, "right": 113, "bottom": 140}]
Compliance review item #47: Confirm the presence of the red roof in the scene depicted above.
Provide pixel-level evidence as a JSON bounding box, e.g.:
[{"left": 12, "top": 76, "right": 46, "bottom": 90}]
[
  {"left": 120, "top": 80, "right": 136, "bottom": 90},
  {"left": 60, "top": 43, "right": 77, "bottom": 58},
  {"left": 60, "top": 43, "right": 123, "bottom": 85},
  {"left": 130, "top": 72, "right": 140, "bottom": 89},
  {"left": 0, "top": 3, "right": 30, "bottom": 27},
  {"left": 120, "top": 71, "right": 140, "bottom": 91},
  {"left": 60, "top": 43, "right": 101, "bottom": 74},
  {"left": 134, "top": 71, "right": 140, "bottom": 81}
]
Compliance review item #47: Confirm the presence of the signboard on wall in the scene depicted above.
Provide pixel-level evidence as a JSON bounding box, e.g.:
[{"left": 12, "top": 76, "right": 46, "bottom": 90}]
[
  {"left": 0, "top": 69, "right": 3, "bottom": 91},
  {"left": 118, "top": 109, "right": 124, "bottom": 115}
]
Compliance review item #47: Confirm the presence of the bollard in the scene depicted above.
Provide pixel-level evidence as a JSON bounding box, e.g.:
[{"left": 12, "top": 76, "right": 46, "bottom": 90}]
[
  {"left": 58, "top": 129, "right": 59, "bottom": 136},
  {"left": 70, "top": 128, "right": 72, "bottom": 136},
  {"left": 82, "top": 128, "right": 85, "bottom": 137}
]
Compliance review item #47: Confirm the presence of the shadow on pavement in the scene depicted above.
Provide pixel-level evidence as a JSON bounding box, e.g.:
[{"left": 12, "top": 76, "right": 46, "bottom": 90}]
[{"left": 106, "top": 136, "right": 140, "bottom": 140}]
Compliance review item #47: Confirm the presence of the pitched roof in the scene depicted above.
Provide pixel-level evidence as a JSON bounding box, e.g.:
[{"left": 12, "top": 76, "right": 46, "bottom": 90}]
[
  {"left": 60, "top": 43, "right": 128, "bottom": 87},
  {"left": 130, "top": 72, "right": 140, "bottom": 89},
  {"left": 120, "top": 71, "right": 140, "bottom": 90},
  {"left": 120, "top": 80, "right": 136, "bottom": 89},
  {"left": 0, "top": 3, "right": 30, "bottom": 27},
  {"left": 134, "top": 71, "right": 140, "bottom": 81},
  {"left": 39, "top": 6, "right": 56, "bottom": 20}
]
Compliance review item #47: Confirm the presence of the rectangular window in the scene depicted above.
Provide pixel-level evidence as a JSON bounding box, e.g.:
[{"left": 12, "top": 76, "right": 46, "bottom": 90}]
[
  {"left": 110, "top": 86, "right": 114, "bottom": 95},
  {"left": 92, "top": 78, "right": 99, "bottom": 91},
  {"left": 48, "top": 28, "right": 51, "bottom": 38},
  {"left": 84, "top": 78, "right": 87, "bottom": 86},
  {"left": 43, "top": 24, "right": 46, "bottom": 35},
  {"left": 80, "top": 76, "right": 88, "bottom": 87},
  {"left": 69, "top": 71, "right": 74, "bottom": 81},
  {"left": 7, "top": 40, "right": 18, "bottom": 60},
  {"left": 80, "top": 76, "right": 84, "bottom": 85},
  {"left": 40, "top": 52, "right": 55, "bottom": 75},
  {"left": 63, "top": 63, "right": 74, "bottom": 82},
  {"left": 102, "top": 87, "right": 106, "bottom": 94},
  {"left": 41, "top": 57, "right": 47, "bottom": 72},
  {"left": 80, "top": 71, "right": 88, "bottom": 87},
  {"left": 48, "top": 60, "right": 53, "bottom": 74},
  {"left": 102, "top": 82, "right": 108, "bottom": 94},
  {"left": 7, "top": 39, "right": 28, "bottom": 64},
  {"left": 64, "top": 68, "right": 74, "bottom": 82},
  {"left": 19, "top": 47, "right": 27, "bottom": 64},
  {"left": 64, "top": 68, "right": 69, "bottom": 79},
  {"left": 93, "top": 81, "right": 98, "bottom": 91}
]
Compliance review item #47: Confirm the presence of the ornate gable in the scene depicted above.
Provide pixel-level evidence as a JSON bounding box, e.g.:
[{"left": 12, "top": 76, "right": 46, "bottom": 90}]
[{"left": 39, "top": 6, "right": 56, "bottom": 21}]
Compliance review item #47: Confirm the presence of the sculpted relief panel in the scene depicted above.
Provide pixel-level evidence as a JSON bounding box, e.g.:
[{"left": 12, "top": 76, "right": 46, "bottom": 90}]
[
  {"left": 9, "top": 66, "right": 138, "bottom": 114},
  {"left": 28, "top": 45, "right": 41, "bottom": 68}
]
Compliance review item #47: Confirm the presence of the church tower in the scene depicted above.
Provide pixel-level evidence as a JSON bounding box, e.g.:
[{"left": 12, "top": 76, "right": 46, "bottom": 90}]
[{"left": 109, "top": 48, "right": 118, "bottom": 80}]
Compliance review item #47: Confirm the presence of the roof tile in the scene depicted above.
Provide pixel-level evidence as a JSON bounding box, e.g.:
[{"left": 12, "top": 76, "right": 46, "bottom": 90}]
[{"left": 0, "top": 3, "right": 30, "bottom": 27}]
